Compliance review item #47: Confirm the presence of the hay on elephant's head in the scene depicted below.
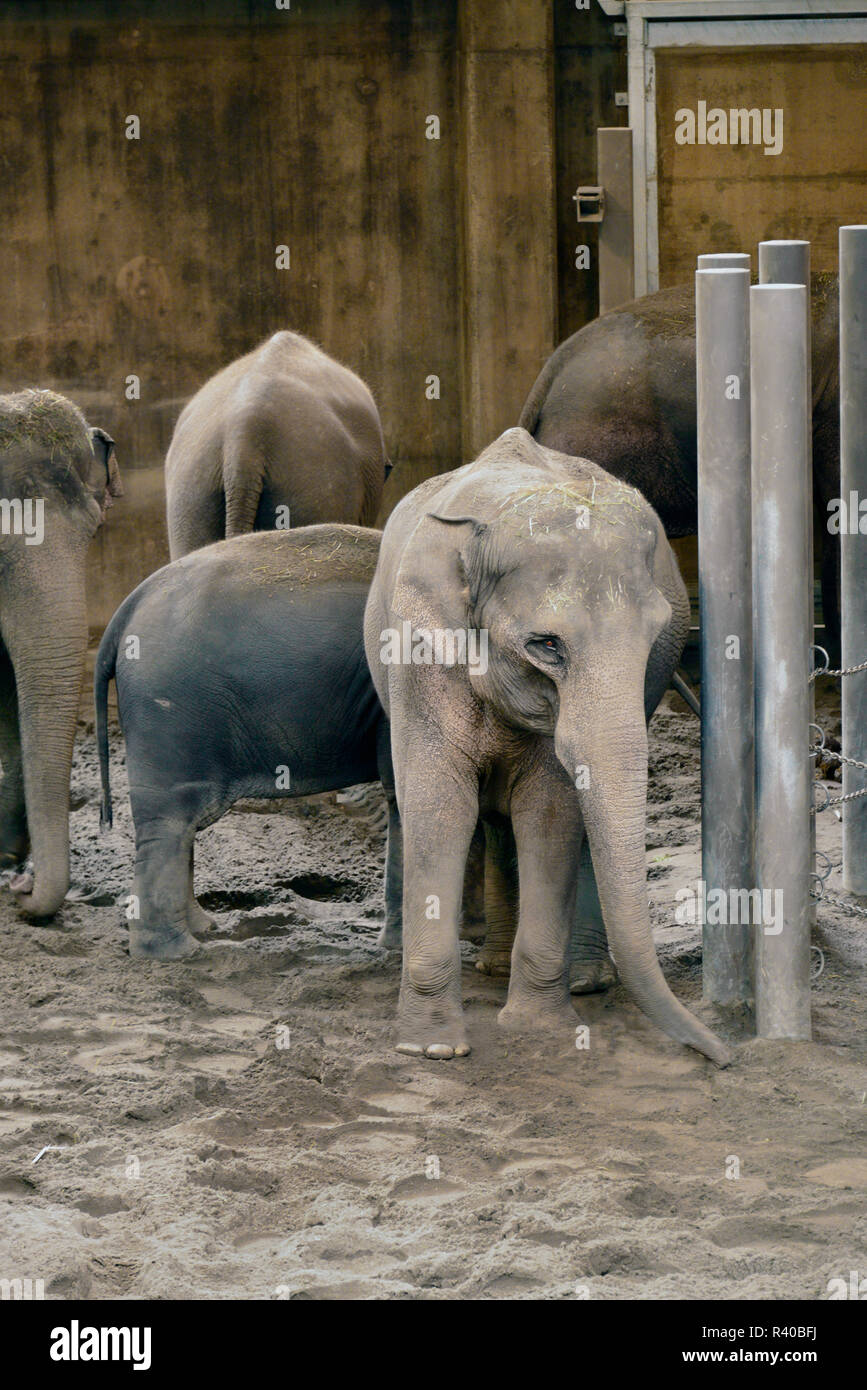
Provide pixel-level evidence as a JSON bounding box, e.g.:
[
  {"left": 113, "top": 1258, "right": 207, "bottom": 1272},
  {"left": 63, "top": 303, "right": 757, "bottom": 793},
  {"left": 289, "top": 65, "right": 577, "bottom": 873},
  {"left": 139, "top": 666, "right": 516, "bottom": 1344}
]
[
  {"left": 0, "top": 389, "right": 89, "bottom": 462},
  {"left": 497, "top": 476, "right": 647, "bottom": 533}
]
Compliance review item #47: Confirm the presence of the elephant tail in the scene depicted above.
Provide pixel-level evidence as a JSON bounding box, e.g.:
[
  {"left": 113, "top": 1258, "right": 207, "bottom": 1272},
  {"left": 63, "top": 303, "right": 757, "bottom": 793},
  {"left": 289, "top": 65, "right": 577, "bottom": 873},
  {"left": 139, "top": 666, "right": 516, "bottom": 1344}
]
[
  {"left": 94, "top": 613, "right": 122, "bottom": 831},
  {"left": 222, "top": 429, "right": 266, "bottom": 537}
]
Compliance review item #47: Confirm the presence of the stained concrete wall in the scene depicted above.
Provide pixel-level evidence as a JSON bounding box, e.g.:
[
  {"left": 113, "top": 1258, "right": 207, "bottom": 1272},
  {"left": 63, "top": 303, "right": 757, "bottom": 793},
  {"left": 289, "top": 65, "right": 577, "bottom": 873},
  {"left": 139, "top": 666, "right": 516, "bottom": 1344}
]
[
  {"left": 656, "top": 43, "right": 867, "bottom": 287},
  {"left": 0, "top": 0, "right": 622, "bottom": 636}
]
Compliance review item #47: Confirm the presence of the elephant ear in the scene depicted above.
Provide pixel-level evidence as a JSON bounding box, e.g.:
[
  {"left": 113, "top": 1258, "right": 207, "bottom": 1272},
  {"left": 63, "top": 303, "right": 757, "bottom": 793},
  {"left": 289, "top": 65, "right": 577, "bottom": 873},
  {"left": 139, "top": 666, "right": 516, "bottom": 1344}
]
[
  {"left": 88, "top": 427, "right": 124, "bottom": 515},
  {"left": 391, "top": 513, "right": 489, "bottom": 630}
]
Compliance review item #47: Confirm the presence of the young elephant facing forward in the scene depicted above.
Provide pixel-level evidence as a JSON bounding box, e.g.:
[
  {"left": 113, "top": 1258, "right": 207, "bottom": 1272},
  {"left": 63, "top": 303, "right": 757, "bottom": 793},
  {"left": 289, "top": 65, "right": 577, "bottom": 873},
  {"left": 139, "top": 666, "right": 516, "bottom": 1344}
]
[
  {"left": 364, "top": 427, "right": 730, "bottom": 1066},
  {"left": 95, "top": 525, "right": 399, "bottom": 959}
]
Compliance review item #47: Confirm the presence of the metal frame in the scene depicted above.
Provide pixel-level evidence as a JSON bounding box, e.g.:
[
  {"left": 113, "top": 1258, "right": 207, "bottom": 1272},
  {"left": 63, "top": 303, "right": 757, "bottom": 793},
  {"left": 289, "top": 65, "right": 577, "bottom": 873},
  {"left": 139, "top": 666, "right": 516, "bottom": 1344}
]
[{"left": 613, "top": 0, "right": 867, "bottom": 293}]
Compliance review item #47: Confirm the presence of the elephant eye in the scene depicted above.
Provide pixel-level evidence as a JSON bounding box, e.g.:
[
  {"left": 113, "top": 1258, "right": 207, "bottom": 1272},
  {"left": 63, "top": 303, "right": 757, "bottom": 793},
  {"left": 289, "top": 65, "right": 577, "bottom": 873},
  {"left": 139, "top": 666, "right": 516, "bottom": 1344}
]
[{"left": 526, "top": 636, "right": 564, "bottom": 665}]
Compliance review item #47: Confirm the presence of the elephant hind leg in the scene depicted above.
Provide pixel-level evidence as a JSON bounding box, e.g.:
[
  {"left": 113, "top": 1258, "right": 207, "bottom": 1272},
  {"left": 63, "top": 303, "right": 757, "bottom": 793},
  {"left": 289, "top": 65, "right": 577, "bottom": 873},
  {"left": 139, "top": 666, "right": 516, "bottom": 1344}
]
[
  {"left": 459, "top": 821, "right": 487, "bottom": 940},
  {"left": 128, "top": 786, "right": 212, "bottom": 959},
  {"left": 377, "top": 787, "right": 403, "bottom": 950},
  {"left": 0, "top": 641, "right": 28, "bottom": 868},
  {"left": 475, "top": 814, "right": 519, "bottom": 977},
  {"left": 569, "top": 835, "right": 617, "bottom": 995},
  {"left": 186, "top": 842, "right": 215, "bottom": 940}
]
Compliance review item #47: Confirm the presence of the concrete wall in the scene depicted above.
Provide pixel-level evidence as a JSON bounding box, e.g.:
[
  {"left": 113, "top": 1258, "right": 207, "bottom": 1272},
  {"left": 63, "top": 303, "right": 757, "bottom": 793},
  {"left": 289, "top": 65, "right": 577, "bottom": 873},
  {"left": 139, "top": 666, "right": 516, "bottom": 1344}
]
[
  {"left": 656, "top": 43, "right": 867, "bottom": 286},
  {"left": 0, "top": 0, "right": 623, "bottom": 635}
]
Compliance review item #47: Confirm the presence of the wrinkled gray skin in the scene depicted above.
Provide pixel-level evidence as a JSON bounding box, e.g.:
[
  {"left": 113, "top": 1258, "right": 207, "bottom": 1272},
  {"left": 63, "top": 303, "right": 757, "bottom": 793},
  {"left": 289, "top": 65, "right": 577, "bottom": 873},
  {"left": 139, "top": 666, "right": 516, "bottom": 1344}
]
[
  {"left": 0, "top": 389, "right": 122, "bottom": 916},
  {"left": 95, "top": 525, "right": 399, "bottom": 959},
  {"left": 165, "top": 332, "right": 389, "bottom": 559},
  {"left": 365, "top": 427, "right": 731, "bottom": 1066},
  {"left": 520, "top": 273, "right": 841, "bottom": 663}
]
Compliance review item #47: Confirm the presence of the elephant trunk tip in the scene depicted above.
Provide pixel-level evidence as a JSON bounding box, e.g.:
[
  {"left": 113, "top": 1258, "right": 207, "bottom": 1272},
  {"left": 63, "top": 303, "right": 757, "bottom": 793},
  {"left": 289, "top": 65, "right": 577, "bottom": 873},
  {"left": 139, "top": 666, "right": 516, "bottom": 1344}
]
[
  {"left": 12, "top": 876, "right": 68, "bottom": 920},
  {"left": 705, "top": 1034, "right": 734, "bottom": 1069},
  {"left": 667, "top": 1009, "right": 733, "bottom": 1067}
]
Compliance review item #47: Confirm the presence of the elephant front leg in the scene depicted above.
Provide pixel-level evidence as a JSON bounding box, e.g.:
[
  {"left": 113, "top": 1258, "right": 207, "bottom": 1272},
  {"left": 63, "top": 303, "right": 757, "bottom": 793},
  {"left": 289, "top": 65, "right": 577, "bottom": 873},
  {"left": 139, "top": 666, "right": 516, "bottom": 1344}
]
[
  {"left": 499, "top": 760, "right": 581, "bottom": 1034},
  {"left": 570, "top": 836, "right": 618, "bottom": 995},
  {"left": 396, "top": 778, "right": 478, "bottom": 1060},
  {"left": 0, "top": 645, "right": 28, "bottom": 869}
]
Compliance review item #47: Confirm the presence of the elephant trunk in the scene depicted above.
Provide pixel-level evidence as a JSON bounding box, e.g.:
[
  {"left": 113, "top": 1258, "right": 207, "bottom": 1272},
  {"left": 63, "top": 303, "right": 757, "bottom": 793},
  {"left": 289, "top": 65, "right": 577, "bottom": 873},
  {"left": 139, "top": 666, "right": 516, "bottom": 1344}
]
[
  {"left": 1, "top": 571, "right": 88, "bottom": 917},
  {"left": 558, "top": 691, "right": 732, "bottom": 1068}
]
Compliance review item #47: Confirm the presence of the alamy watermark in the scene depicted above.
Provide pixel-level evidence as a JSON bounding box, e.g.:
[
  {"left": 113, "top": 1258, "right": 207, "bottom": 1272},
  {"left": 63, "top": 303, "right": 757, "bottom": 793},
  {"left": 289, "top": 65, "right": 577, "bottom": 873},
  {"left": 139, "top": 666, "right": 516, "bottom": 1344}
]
[
  {"left": 675, "top": 879, "right": 783, "bottom": 935},
  {"left": 675, "top": 102, "right": 783, "bottom": 156},
  {"left": 827, "top": 492, "right": 867, "bottom": 534},
  {"left": 380, "top": 621, "right": 489, "bottom": 674},
  {"left": 0, "top": 497, "right": 44, "bottom": 545}
]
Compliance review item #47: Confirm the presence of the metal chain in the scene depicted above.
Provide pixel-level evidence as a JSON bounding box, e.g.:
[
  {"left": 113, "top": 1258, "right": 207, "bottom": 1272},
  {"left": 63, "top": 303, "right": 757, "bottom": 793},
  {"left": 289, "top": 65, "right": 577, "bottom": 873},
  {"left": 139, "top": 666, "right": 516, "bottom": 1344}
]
[
  {"left": 812, "top": 885, "right": 867, "bottom": 919},
  {"left": 809, "top": 645, "right": 867, "bottom": 682},
  {"left": 812, "top": 745, "right": 867, "bottom": 775},
  {"left": 810, "top": 659, "right": 867, "bottom": 680},
  {"left": 810, "top": 850, "right": 867, "bottom": 918},
  {"left": 809, "top": 721, "right": 867, "bottom": 815}
]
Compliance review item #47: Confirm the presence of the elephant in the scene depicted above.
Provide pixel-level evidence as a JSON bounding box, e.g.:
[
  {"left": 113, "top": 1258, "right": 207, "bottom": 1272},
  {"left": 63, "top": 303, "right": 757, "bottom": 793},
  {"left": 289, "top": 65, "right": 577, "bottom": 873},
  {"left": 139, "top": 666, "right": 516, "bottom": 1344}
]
[
  {"left": 164, "top": 332, "right": 389, "bottom": 559},
  {"left": 94, "top": 524, "right": 400, "bottom": 960},
  {"left": 519, "top": 272, "right": 841, "bottom": 663},
  {"left": 0, "top": 389, "right": 122, "bottom": 916},
  {"left": 364, "top": 425, "right": 731, "bottom": 1067}
]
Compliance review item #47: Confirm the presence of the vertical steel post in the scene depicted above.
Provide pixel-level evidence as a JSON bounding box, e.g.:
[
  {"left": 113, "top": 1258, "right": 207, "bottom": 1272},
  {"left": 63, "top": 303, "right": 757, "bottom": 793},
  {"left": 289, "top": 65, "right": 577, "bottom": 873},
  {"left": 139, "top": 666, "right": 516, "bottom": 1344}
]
[
  {"left": 697, "top": 254, "right": 751, "bottom": 272},
  {"left": 840, "top": 226, "right": 867, "bottom": 895},
  {"left": 696, "top": 268, "right": 754, "bottom": 1003},
  {"left": 752, "top": 284, "right": 812, "bottom": 1039},
  {"left": 758, "top": 241, "right": 815, "bottom": 923},
  {"left": 758, "top": 240, "right": 810, "bottom": 290}
]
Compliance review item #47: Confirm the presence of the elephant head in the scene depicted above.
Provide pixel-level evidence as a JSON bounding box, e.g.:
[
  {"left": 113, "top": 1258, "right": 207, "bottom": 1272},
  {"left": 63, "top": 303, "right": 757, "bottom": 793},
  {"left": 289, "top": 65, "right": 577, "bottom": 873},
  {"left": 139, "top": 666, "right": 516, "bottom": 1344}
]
[
  {"left": 0, "top": 390, "right": 121, "bottom": 916},
  {"left": 393, "top": 462, "right": 728, "bottom": 1065}
]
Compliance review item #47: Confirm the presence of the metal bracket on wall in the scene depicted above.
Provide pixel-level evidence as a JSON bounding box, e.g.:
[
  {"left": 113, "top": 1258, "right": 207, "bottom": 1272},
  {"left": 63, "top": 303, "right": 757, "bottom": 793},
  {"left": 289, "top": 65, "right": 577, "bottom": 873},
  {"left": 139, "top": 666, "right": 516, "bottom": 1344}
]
[{"left": 574, "top": 186, "right": 606, "bottom": 222}]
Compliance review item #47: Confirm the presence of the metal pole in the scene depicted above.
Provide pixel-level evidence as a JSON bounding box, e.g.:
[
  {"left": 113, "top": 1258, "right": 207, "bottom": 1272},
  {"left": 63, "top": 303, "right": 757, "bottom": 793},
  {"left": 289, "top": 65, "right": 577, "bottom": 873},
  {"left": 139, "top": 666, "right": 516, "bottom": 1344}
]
[
  {"left": 758, "top": 240, "right": 810, "bottom": 291},
  {"left": 597, "top": 128, "right": 634, "bottom": 314},
  {"left": 696, "top": 267, "right": 754, "bottom": 1004},
  {"left": 758, "top": 242, "right": 812, "bottom": 639},
  {"left": 697, "top": 254, "right": 751, "bottom": 272},
  {"left": 758, "top": 241, "right": 816, "bottom": 925},
  {"left": 840, "top": 226, "right": 867, "bottom": 895},
  {"left": 752, "top": 283, "right": 812, "bottom": 1040}
]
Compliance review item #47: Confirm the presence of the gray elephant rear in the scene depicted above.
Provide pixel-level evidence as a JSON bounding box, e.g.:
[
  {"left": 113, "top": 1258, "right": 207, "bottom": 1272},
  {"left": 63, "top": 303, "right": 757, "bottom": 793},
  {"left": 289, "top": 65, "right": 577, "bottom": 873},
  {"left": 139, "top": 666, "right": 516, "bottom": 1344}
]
[
  {"left": 95, "top": 524, "right": 400, "bottom": 960},
  {"left": 165, "top": 332, "right": 388, "bottom": 558}
]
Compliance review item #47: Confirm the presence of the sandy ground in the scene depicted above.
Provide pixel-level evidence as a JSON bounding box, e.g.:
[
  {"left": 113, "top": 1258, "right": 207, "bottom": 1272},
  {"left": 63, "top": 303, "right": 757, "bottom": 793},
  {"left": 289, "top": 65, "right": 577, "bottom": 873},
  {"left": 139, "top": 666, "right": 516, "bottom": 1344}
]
[{"left": 0, "top": 684, "right": 865, "bottom": 1301}]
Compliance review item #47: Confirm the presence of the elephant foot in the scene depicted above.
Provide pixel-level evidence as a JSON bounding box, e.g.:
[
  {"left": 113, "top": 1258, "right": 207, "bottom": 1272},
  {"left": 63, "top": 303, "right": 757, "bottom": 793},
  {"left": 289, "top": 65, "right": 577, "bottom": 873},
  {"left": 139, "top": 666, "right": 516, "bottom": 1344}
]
[
  {"left": 10, "top": 869, "right": 67, "bottom": 919},
  {"left": 569, "top": 955, "right": 618, "bottom": 995},
  {"left": 377, "top": 919, "right": 402, "bottom": 950},
  {"left": 396, "top": 1039, "right": 471, "bottom": 1060},
  {"left": 475, "top": 947, "right": 512, "bottom": 977},
  {"left": 188, "top": 901, "right": 216, "bottom": 939},
  {"left": 498, "top": 993, "right": 578, "bottom": 1034},
  {"left": 395, "top": 991, "right": 470, "bottom": 1060},
  {"left": 128, "top": 924, "right": 200, "bottom": 960}
]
